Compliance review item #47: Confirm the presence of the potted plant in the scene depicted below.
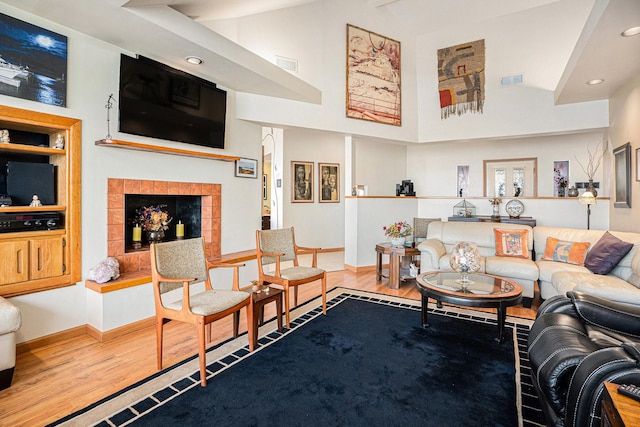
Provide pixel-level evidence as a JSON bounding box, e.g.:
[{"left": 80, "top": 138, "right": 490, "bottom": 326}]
[{"left": 383, "top": 221, "right": 413, "bottom": 247}]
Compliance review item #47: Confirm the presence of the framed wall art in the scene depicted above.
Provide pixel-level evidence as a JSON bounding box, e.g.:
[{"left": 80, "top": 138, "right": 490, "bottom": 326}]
[
  {"left": 234, "top": 158, "right": 258, "bottom": 178},
  {"left": 613, "top": 142, "right": 631, "bottom": 208},
  {"left": 346, "top": 24, "right": 401, "bottom": 126},
  {"left": 553, "top": 161, "right": 569, "bottom": 197},
  {"left": 291, "top": 161, "right": 314, "bottom": 203},
  {"left": 457, "top": 165, "right": 469, "bottom": 197},
  {"left": 319, "top": 163, "right": 340, "bottom": 203},
  {"left": 0, "top": 12, "right": 68, "bottom": 106},
  {"left": 636, "top": 147, "right": 640, "bottom": 182}
]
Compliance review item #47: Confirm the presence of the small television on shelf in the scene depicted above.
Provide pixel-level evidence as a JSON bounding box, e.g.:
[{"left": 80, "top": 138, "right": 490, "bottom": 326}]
[{"left": 118, "top": 54, "right": 227, "bottom": 149}]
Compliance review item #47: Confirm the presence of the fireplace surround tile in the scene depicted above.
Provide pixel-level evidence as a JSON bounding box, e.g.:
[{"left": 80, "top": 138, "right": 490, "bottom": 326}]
[{"left": 107, "top": 178, "right": 221, "bottom": 274}]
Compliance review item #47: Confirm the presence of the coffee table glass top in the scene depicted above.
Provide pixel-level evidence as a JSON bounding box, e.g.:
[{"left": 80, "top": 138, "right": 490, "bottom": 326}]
[{"left": 417, "top": 271, "right": 518, "bottom": 297}]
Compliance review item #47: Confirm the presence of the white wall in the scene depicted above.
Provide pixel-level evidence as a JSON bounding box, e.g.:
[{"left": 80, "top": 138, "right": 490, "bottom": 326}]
[
  {"left": 354, "top": 138, "right": 407, "bottom": 196},
  {"left": 1, "top": 3, "right": 264, "bottom": 342},
  {"left": 283, "top": 127, "right": 345, "bottom": 249},
  {"left": 608, "top": 74, "right": 640, "bottom": 233}
]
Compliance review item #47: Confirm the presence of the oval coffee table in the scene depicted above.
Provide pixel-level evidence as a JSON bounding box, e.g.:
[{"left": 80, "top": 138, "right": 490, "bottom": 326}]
[{"left": 416, "top": 271, "right": 522, "bottom": 342}]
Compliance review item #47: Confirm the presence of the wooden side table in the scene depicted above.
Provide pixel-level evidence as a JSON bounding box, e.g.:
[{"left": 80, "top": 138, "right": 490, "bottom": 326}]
[
  {"left": 601, "top": 382, "right": 640, "bottom": 427},
  {"left": 375, "top": 242, "right": 420, "bottom": 289},
  {"left": 234, "top": 284, "right": 283, "bottom": 348}
]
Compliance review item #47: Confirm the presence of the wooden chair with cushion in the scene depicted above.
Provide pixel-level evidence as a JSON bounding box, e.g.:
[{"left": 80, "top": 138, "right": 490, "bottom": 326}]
[
  {"left": 150, "top": 237, "right": 254, "bottom": 387},
  {"left": 256, "top": 227, "right": 326, "bottom": 328}
]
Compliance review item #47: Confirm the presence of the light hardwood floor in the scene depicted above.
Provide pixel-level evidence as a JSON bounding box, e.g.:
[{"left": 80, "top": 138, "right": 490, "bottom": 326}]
[{"left": 0, "top": 267, "right": 539, "bottom": 426}]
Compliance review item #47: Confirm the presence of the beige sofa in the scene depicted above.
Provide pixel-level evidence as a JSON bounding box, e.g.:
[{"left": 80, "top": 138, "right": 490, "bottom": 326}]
[
  {"left": 0, "top": 296, "right": 22, "bottom": 390},
  {"left": 534, "top": 226, "right": 640, "bottom": 302},
  {"left": 417, "top": 221, "right": 538, "bottom": 306}
]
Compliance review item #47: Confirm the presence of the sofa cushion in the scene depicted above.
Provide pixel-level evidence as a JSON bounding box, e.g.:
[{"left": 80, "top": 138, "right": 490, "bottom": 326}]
[
  {"left": 584, "top": 231, "right": 634, "bottom": 275},
  {"left": 541, "top": 237, "right": 590, "bottom": 265},
  {"left": 486, "top": 256, "right": 538, "bottom": 281},
  {"left": 573, "top": 281, "right": 640, "bottom": 307}
]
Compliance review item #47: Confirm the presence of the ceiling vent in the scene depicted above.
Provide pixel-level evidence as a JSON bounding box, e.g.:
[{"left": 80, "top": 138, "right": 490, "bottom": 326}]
[
  {"left": 276, "top": 55, "right": 298, "bottom": 74},
  {"left": 500, "top": 74, "right": 523, "bottom": 87}
]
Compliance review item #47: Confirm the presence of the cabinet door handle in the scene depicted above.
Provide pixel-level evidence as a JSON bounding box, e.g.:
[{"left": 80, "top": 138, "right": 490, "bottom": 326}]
[
  {"left": 17, "top": 249, "right": 23, "bottom": 274},
  {"left": 38, "top": 247, "right": 42, "bottom": 271}
]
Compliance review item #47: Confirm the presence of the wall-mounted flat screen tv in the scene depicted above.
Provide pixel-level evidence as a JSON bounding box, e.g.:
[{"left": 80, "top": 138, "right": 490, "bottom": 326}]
[{"left": 118, "top": 54, "right": 226, "bottom": 149}]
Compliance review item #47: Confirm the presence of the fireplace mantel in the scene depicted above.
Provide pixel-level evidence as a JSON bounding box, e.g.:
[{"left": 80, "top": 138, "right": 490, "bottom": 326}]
[{"left": 96, "top": 139, "right": 240, "bottom": 162}]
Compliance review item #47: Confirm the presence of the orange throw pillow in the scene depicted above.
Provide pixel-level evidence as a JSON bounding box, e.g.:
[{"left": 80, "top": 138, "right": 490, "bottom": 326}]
[
  {"left": 494, "top": 228, "right": 530, "bottom": 259},
  {"left": 541, "top": 237, "right": 590, "bottom": 265}
]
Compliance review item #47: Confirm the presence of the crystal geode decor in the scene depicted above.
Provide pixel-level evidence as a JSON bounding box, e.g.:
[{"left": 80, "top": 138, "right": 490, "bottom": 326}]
[{"left": 449, "top": 241, "right": 481, "bottom": 290}]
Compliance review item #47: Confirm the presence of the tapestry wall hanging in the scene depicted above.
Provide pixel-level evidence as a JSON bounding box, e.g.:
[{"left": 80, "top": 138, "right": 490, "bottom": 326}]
[
  {"left": 346, "top": 24, "right": 401, "bottom": 126},
  {"left": 437, "top": 39, "right": 485, "bottom": 119}
]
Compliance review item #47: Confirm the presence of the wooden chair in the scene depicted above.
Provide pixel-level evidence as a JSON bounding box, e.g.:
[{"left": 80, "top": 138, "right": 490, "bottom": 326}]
[
  {"left": 256, "top": 227, "right": 326, "bottom": 328},
  {"left": 150, "top": 237, "right": 254, "bottom": 387}
]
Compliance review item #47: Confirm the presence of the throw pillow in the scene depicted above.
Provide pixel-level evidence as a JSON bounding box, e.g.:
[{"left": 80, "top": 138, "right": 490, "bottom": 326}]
[
  {"left": 541, "top": 237, "right": 590, "bottom": 265},
  {"left": 494, "top": 228, "right": 530, "bottom": 259},
  {"left": 584, "top": 231, "right": 634, "bottom": 275}
]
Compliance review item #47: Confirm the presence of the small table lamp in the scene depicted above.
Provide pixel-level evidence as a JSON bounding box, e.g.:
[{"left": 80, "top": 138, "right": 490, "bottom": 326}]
[{"left": 579, "top": 189, "right": 596, "bottom": 229}]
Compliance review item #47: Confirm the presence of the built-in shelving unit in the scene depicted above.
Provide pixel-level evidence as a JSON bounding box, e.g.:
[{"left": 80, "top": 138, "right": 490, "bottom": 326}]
[{"left": 0, "top": 106, "right": 81, "bottom": 297}]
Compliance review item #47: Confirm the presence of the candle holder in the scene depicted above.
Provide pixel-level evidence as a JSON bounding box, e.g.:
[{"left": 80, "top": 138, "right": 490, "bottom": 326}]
[{"left": 132, "top": 241, "right": 142, "bottom": 250}]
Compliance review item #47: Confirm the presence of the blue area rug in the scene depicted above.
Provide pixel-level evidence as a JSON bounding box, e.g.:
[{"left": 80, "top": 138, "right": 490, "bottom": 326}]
[{"left": 51, "top": 289, "right": 545, "bottom": 426}]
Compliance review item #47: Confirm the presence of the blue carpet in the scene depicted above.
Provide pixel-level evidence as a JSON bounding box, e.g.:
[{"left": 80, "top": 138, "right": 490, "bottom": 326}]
[{"left": 51, "top": 290, "right": 545, "bottom": 426}]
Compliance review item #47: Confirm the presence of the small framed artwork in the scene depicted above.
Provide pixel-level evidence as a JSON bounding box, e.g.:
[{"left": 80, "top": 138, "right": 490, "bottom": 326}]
[
  {"left": 457, "top": 165, "right": 469, "bottom": 197},
  {"left": 234, "top": 158, "right": 258, "bottom": 178},
  {"left": 553, "top": 161, "right": 569, "bottom": 197},
  {"left": 613, "top": 142, "right": 631, "bottom": 208},
  {"left": 263, "top": 174, "right": 267, "bottom": 200},
  {"left": 636, "top": 147, "right": 640, "bottom": 182},
  {"left": 291, "top": 161, "right": 314, "bottom": 203},
  {"left": 319, "top": 163, "right": 340, "bottom": 203}
]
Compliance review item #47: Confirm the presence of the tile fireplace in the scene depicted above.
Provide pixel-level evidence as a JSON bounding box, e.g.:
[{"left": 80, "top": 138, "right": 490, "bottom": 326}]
[{"left": 107, "top": 178, "right": 221, "bottom": 274}]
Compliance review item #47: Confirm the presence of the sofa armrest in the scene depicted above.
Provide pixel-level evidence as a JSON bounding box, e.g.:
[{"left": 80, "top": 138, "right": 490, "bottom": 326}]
[
  {"left": 536, "top": 294, "right": 579, "bottom": 319},
  {"left": 417, "top": 239, "right": 446, "bottom": 271},
  {"left": 567, "top": 291, "right": 640, "bottom": 339}
]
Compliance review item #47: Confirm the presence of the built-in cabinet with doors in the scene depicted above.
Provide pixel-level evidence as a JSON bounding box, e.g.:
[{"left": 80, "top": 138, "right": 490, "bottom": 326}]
[{"left": 0, "top": 106, "right": 81, "bottom": 297}]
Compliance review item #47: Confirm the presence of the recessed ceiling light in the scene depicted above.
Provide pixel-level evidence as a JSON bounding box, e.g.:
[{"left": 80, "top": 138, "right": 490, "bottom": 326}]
[
  {"left": 621, "top": 26, "right": 640, "bottom": 37},
  {"left": 586, "top": 79, "right": 604, "bottom": 85},
  {"left": 185, "top": 56, "right": 203, "bottom": 65}
]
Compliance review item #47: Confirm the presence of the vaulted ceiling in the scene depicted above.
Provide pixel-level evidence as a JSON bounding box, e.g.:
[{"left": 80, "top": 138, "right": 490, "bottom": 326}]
[{"left": 3, "top": 0, "right": 639, "bottom": 105}]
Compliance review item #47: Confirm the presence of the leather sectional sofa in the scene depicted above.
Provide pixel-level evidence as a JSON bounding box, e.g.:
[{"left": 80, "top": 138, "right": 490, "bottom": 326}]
[{"left": 528, "top": 291, "right": 640, "bottom": 426}]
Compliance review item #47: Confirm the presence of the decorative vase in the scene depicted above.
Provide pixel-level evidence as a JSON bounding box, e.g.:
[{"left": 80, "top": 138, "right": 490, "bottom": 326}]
[
  {"left": 568, "top": 186, "right": 579, "bottom": 197},
  {"left": 390, "top": 236, "right": 405, "bottom": 247},
  {"left": 557, "top": 187, "right": 566, "bottom": 197},
  {"left": 491, "top": 203, "right": 500, "bottom": 218},
  {"left": 587, "top": 179, "right": 598, "bottom": 197},
  {"left": 147, "top": 230, "right": 165, "bottom": 244},
  {"left": 449, "top": 241, "right": 481, "bottom": 291}
]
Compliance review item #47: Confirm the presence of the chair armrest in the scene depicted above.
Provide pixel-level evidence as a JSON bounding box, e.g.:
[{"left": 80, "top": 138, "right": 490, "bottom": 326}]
[
  {"left": 295, "top": 245, "right": 321, "bottom": 267},
  {"left": 206, "top": 261, "right": 245, "bottom": 290},
  {"left": 567, "top": 291, "right": 640, "bottom": 338},
  {"left": 536, "top": 294, "right": 578, "bottom": 319}
]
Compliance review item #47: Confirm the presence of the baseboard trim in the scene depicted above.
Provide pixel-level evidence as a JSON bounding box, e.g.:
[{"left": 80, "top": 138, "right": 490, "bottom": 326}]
[
  {"left": 344, "top": 264, "right": 378, "bottom": 273},
  {"left": 17, "top": 317, "right": 156, "bottom": 353}
]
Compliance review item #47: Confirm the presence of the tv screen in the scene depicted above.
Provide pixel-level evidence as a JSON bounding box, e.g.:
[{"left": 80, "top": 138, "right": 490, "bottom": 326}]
[{"left": 118, "top": 54, "right": 226, "bottom": 149}]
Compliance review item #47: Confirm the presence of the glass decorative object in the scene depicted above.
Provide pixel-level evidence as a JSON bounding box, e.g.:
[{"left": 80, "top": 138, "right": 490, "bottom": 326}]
[
  {"left": 449, "top": 241, "right": 481, "bottom": 291},
  {"left": 453, "top": 199, "right": 476, "bottom": 217}
]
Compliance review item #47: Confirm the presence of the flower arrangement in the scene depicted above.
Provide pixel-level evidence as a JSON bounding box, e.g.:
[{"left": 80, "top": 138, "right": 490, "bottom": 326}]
[
  {"left": 489, "top": 198, "right": 502, "bottom": 206},
  {"left": 135, "top": 205, "right": 172, "bottom": 232},
  {"left": 383, "top": 221, "right": 413, "bottom": 238},
  {"left": 553, "top": 167, "right": 568, "bottom": 189}
]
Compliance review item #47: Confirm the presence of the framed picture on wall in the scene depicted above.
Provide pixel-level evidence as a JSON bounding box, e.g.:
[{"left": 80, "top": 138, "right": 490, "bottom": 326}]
[
  {"left": 613, "top": 142, "right": 631, "bottom": 208},
  {"left": 234, "top": 158, "right": 258, "bottom": 178},
  {"left": 636, "top": 147, "right": 640, "bottom": 182},
  {"left": 457, "top": 165, "right": 469, "bottom": 197},
  {"left": 319, "top": 163, "right": 340, "bottom": 203},
  {"left": 0, "top": 12, "right": 68, "bottom": 106},
  {"left": 291, "top": 161, "right": 314, "bottom": 203}
]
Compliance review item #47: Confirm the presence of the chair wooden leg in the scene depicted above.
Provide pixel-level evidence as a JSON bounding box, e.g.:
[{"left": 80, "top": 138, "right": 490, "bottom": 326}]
[
  {"left": 293, "top": 286, "right": 298, "bottom": 306},
  {"left": 156, "top": 316, "right": 164, "bottom": 370},
  {"left": 246, "top": 304, "right": 255, "bottom": 352},
  {"left": 197, "top": 319, "right": 207, "bottom": 387},
  {"left": 232, "top": 311, "right": 240, "bottom": 338},
  {"left": 284, "top": 285, "right": 291, "bottom": 329}
]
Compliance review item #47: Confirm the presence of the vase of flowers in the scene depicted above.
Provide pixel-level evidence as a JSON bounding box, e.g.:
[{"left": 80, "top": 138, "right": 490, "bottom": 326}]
[
  {"left": 489, "top": 198, "right": 502, "bottom": 218},
  {"left": 135, "top": 205, "right": 172, "bottom": 244},
  {"left": 383, "top": 221, "right": 413, "bottom": 247}
]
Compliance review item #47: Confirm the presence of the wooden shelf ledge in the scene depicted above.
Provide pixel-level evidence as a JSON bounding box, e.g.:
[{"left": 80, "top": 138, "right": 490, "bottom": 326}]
[
  {"left": 95, "top": 139, "right": 240, "bottom": 162},
  {"left": 85, "top": 249, "right": 258, "bottom": 293}
]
